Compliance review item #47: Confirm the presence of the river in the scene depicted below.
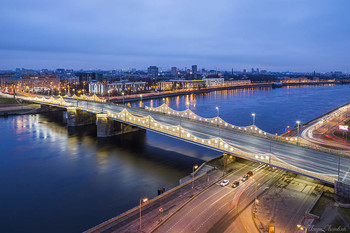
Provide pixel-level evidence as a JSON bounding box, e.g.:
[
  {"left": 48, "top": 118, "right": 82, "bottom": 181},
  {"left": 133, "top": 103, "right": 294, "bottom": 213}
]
[{"left": 0, "top": 84, "right": 349, "bottom": 233}]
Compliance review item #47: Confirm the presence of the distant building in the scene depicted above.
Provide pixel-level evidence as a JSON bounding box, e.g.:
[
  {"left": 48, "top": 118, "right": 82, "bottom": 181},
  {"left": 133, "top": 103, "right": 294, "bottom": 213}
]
[
  {"left": 157, "top": 80, "right": 205, "bottom": 91},
  {"left": 203, "top": 77, "right": 224, "bottom": 87},
  {"left": 55, "top": 68, "right": 65, "bottom": 74},
  {"left": 158, "top": 81, "right": 173, "bottom": 91},
  {"left": 171, "top": 67, "right": 177, "bottom": 76},
  {"left": 76, "top": 72, "right": 103, "bottom": 82},
  {"left": 0, "top": 76, "right": 59, "bottom": 92},
  {"left": 192, "top": 65, "right": 197, "bottom": 75},
  {"left": 88, "top": 81, "right": 146, "bottom": 95},
  {"left": 148, "top": 66, "right": 158, "bottom": 78}
]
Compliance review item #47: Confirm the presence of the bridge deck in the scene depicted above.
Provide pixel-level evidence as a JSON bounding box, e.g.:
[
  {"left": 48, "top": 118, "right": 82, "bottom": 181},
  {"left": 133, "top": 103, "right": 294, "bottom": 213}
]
[{"left": 24, "top": 96, "right": 350, "bottom": 185}]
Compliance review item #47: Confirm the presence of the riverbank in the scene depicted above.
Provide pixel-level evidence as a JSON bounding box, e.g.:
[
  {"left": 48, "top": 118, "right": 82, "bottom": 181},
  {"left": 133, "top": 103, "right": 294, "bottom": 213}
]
[
  {"left": 111, "top": 81, "right": 339, "bottom": 103},
  {"left": 85, "top": 154, "right": 234, "bottom": 233}
]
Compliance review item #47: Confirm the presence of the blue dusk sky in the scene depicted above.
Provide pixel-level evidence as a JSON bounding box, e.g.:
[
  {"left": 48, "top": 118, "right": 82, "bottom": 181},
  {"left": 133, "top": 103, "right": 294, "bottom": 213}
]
[{"left": 0, "top": 0, "right": 349, "bottom": 72}]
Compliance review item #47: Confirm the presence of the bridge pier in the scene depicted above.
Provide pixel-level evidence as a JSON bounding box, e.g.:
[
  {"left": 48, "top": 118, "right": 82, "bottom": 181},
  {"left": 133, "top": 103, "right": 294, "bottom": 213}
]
[
  {"left": 96, "top": 114, "right": 144, "bottom": 137},
  {"left": 335, "top": 181, "right": 350, "bottom": 206},
  {"left": 66, "top": 107, "right": 96, "bottom": 127}
]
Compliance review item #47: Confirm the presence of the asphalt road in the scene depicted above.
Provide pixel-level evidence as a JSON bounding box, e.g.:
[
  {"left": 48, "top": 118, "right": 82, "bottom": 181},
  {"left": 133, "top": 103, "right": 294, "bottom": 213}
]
[
  {"left": 154, "top": 162, "right": 286, "bottom": 233},
  {"left": 48, "top": 99, "right": 350, "bottom": 184},
  {"left": 302, "top": 108, "right": 350, "bottom": 151}
]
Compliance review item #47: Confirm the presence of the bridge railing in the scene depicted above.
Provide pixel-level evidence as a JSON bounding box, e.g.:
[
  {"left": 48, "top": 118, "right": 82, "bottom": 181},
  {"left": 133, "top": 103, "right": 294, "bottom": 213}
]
[
  {"left": 22, "top": 96, "right": 343, "bottom": 184},
  {"left": 145, "top": 103, "right": 350, "bottom": 157},
  {"left": 106, "top": 107, "right": 338, "bottom": 184}
]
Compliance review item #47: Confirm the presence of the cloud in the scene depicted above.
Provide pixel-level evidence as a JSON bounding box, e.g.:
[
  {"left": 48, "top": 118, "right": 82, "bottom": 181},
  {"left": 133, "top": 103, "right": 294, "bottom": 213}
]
[{"left": 0, "top": 0, "right": 349, "bottom": 71}]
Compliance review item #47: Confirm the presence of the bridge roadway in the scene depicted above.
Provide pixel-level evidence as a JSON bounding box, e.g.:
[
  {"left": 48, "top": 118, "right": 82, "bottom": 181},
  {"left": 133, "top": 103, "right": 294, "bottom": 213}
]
[{"left": 27, "top": 97, "right": 350, "bottom": 184}]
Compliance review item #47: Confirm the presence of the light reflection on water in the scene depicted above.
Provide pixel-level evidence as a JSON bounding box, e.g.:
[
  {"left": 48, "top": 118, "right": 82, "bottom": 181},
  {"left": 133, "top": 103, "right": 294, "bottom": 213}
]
[
  {"left": 0, "top": 114, "right": 205, "bottom": 233},
  {"left": 133, "top": 84, "right": 349, "bottom": 134},
  {"left": 0, "top": 84, "right": 349, "bottom": 233}
]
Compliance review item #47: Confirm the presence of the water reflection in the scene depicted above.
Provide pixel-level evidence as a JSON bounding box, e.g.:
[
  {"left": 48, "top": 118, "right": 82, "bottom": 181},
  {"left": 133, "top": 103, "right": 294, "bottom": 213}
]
[
  {"left": 132, "top": 85, "right": 350, "bottom": 134},
  {"left": 0, "top": 114, "right": 204, "bottom": 233}
]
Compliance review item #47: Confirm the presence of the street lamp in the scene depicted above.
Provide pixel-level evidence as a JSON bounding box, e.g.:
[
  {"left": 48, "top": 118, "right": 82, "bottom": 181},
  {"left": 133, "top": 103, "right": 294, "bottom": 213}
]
[
  {"left": 139, "top": 197, "right": 148, "bottom": 230},
  {"left": 252, "top": 113, "right": 256, "bottom": 126},
  {"left": 122, "top": 92, "right": 125, "bottom": 105},
  {"left": 192, "top": 165, "right": 198, "bottom": 195},
  {"left": 285, "top": 125, "right": 290, "bottom": 133},
  {"left": 297, "top": 224, "right": 307, "bottom": 232},
  {"left": 296, "top": 120, "right": 301, "bottom": 144},
  {"left": 108, "top": 90, "right": 111, "bottom": 103},
  {"left": 216, "top": 107, "right": 221, "bottom": 137},
  {"left": 186, "top": 101, "right": 190, "bottom": 119},
  {"left": 223, "top": 154, "right": 233, "bottom": 176}
]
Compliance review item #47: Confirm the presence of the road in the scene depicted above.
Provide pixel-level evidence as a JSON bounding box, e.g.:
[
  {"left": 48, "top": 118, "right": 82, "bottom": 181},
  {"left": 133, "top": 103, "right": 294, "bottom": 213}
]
[
  {"left": 302, "top": 106, "right": 350, "bottom": 151},
  {"left": 33, "top": 98, "right": 350, "bottom": 184},
  {"left": 154, "top": 162, "right": 286, "bottom": 233}
]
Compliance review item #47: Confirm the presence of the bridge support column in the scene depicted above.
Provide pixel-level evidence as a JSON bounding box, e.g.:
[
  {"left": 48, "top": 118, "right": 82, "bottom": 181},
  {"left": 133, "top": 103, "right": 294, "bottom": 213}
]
[
  {"left": 66, "top": 107, "right": 96, "bottom": 127},
  {"left": 335, "top": 181, "right": 350, "bottom": 206},
  {"left": 96, "top": 114, "right": 144, "bottom": 137}
]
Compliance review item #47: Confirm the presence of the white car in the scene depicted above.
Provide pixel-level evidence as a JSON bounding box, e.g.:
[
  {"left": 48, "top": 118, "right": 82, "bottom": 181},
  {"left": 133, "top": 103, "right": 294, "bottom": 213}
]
[{"left": 220, "top": 180, "right": 229, "bottom": 187}]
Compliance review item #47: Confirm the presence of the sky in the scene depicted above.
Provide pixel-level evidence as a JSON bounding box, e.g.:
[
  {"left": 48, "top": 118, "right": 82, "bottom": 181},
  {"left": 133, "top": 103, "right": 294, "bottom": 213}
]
[{"left": 1, "top": 0, "right": 349, "bottom": 72}]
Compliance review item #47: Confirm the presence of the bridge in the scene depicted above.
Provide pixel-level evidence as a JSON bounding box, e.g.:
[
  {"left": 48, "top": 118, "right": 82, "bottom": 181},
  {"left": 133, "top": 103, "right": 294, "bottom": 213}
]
[{"left": 20, "top": 95, "right": 350, "bottom": 202}]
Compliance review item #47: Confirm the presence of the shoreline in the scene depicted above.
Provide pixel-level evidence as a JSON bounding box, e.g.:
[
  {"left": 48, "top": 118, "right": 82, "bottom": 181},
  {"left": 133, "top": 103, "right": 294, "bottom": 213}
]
[{"left": 111, "top": 81, "right": 338, "bottom": 103}]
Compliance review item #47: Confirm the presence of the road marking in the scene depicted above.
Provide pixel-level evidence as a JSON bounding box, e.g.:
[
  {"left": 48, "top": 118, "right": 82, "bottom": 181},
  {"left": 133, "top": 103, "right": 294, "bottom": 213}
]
[{"left": 341, "top": 166, "right": 350, "bottom": 182}]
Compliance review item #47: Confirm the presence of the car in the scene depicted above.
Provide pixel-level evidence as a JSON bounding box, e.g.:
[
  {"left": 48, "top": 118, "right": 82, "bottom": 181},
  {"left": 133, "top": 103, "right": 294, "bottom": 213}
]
[
  {"left": 220, "top": 180, "right": 229, "bottom": 187},
  {"left": 247, "top": 171, "right": 253, "bottom": 177},
  {"left": 232, "top": 181, "right": 240, "bottom": 188},
  {"left": 241, "top": 175, "right": 248, "bottom": 182}
]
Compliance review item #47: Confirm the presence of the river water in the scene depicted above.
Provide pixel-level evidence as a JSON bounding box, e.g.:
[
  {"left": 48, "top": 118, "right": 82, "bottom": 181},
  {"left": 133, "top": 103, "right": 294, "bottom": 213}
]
[{"left": 1, "top": 84, "right": 349, "bottom": 233}]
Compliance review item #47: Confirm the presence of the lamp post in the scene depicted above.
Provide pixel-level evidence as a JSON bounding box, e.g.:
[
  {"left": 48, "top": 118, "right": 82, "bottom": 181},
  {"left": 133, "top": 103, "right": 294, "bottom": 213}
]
[
  {"left": 139, "top": 197, "right": 148, "bottom": 231},
  {"left": 252, "top": 113, "right": 256, "bottom": 126},
  {"left": 296, "top": 120, "right": 301, "bottom": 145},
  {"left": 223, "top": 154, "right": 230, "bottom": 177},
  {"left": 140, "top": 94, "right": 143, "bottom": 106},
  {"left": 122, "top": 92, "right": 125, "bottom": 105},
  {"left": 192, "top": 165, "right": 198, "bottom": 195},
  {"left": 216, "top": 106, "right": 221, "bottom": 137},
  {"left": 285, "top": 125, "right": 290, "bottom": 133},
  {"left": 186, "top": 101, "right": 190, "bottom": 119}
]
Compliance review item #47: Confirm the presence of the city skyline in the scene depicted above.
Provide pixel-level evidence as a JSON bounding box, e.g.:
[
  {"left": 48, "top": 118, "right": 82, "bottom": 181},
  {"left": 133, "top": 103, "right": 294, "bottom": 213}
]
[{"left": 1, "top": 0, "right": 350, "bottom": 72}]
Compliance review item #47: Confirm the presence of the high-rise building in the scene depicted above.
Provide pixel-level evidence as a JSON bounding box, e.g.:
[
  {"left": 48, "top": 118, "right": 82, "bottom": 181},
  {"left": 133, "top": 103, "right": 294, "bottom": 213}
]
[
  {"left": 148, "top": 66, "right": 158, "bottom": 78},
  {"left": 171, "top": 67, "right": 177, "bottom": 76},
  {"left": 192, "top": 65, "right": 198, "bottom": 75},
  {"left": 251, "top": 68, "right": 255, "bottom": 73}
]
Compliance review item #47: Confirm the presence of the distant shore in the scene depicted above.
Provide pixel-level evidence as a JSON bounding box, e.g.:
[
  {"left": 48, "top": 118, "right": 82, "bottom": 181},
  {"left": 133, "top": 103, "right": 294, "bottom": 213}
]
[{"left": 111, "top": 81, "right": 339, "bottom": 103}]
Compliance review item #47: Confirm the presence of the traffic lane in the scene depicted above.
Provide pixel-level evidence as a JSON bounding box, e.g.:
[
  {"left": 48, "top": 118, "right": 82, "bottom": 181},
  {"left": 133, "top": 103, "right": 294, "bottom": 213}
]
[
  {"left": 101, "top": 104, "right": 346, "bottom": 176},
  {"left": 154, "top": 162, "right": 261, "bottom": 233},
  {"left": 168, "top": 167, "right": 285, "bottom": 233},
  {"left": 141, "top": 112, "right": 344, "bottom": 176},
  {"left": 71, "top": 102, "right": 347, "bottom": 176},
  {"left": 145, "top": 111, "right": 341, "bottom": 166},
  {"left": 205, "top": 168, "right": 286, "bottom": 233},
  {"left": 156, "top": 164, "right": 276, "bottom": 233}
]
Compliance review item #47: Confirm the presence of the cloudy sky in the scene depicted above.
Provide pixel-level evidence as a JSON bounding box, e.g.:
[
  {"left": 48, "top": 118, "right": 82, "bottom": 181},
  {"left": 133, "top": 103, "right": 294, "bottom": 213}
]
[{"left": 1, "top": 0, "right": 349, "bottom": 72}]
